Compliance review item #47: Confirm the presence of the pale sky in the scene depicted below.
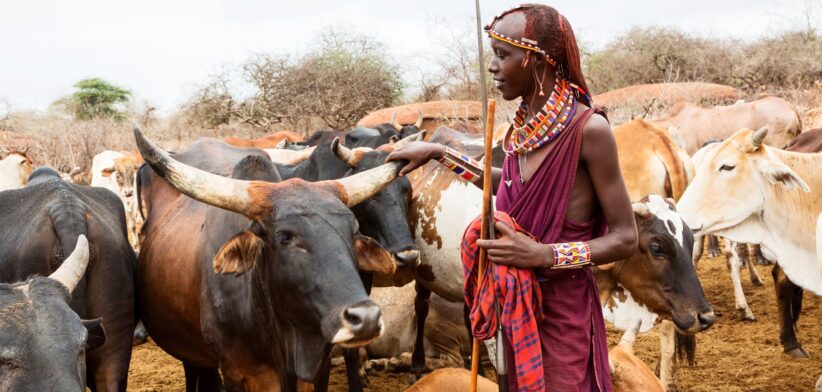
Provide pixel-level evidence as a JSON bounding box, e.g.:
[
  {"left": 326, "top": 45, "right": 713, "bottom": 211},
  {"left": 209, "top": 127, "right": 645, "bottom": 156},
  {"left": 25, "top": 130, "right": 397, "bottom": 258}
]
[{"left": 0, "top": 0, "right": 818, "bottom": 114}]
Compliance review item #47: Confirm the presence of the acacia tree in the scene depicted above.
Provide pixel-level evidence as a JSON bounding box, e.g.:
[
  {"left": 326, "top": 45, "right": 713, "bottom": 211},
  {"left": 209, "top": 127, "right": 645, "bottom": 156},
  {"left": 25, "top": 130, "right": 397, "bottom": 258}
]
[{"left": 54, "top": 78, "right": 132, "bottom": 121}]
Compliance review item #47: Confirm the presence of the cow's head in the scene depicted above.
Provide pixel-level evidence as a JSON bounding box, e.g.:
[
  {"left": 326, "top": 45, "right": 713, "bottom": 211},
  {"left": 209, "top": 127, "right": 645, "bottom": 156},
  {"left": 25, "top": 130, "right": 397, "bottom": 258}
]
[
  {"left": 1, "top": 147, "right": 33, "bottom": 187},
  {"left": 332, "top": 134, "right": 422, "bottom": 269},
  {"left": 134, "top": 126, "right": 399, "bottom": 378},
  {"left": 678, "top": 128, "right": 810, "bottom": 237},
  {"left": 0, "top": 236, "right": 106, "bottom": 391},
  {"left": 102, "top": 153, "right": 143, "bottom": 200},
  {"left": 608, "top": 195, "right": 714, "bottom": 334}
]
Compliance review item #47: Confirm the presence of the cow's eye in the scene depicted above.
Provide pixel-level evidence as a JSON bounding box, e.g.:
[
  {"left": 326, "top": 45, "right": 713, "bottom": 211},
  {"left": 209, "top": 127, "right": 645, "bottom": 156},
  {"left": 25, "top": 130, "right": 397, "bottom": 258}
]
[
  {"left": 649, "top": 242, "right": 664, "bottom": 257},
  {"left": 275, "top": 232, "right": 295, "bottom": 247},
  {"left": 719, "top": 164, "right": 735, "bottom": 172}
]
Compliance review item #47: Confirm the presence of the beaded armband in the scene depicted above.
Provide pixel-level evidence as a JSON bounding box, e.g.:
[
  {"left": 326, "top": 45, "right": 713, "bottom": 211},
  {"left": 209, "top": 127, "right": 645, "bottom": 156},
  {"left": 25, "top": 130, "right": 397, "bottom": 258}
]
[
  {"left": 550, "top": 242, "right": 592, "bottom": 269},
  {"left": 437, "top": 146, "right": 483, "bottom": 184}
]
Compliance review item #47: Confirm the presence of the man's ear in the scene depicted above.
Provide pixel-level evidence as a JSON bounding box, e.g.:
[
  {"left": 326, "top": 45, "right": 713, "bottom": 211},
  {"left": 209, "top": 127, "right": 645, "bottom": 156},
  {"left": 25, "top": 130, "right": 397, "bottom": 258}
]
[
  {"left": 214, "top": 223, "right": 267, "bottom": 276},
  {"left": 757, "top": 159, "right": 810, "bottom": 192},
  {"left": 82, "top": 318, "right": 106, "bottom": 351},
  {"left": 354, "top": 234, "right": 396, "bottom": 275}
]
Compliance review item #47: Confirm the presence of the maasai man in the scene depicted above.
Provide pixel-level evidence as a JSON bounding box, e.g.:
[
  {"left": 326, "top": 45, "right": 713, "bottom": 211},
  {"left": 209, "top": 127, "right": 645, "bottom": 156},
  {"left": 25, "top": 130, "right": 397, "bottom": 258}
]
[{"left": 387, "top": 4, "right": 637, "bottom": 392}]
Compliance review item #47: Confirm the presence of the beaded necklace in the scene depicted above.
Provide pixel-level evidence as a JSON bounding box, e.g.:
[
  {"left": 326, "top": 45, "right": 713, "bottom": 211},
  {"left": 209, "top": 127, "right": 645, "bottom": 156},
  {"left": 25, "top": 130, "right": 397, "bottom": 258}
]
[{"left": 505, "top": 78, "right": 578, "bottom": 157}]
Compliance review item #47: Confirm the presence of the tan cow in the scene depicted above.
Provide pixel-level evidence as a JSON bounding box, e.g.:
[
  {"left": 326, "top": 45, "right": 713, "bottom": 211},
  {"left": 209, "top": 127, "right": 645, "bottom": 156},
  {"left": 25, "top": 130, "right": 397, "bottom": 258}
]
[
  {"left": 263, "top": 146, "right": 316, "bottom": 165},
  {"left": 678, "top": 128, "right": 822, "bottom": 356},
  {"left": 404, "top": 368, "right": 497, "bottom": 392},
  {"left": 614, "top": 119, "right": 693, "bottom": 201},
  {"left": 223, "top": 130, "right": 303, "bottom": 148},
  {"left": 90, "top": 150, "right": 144, "bottom": 249},
  {"left": 0, "top": 147, "right": 34, "bottom": 191},
  {"left": 650, "top": 97, "right": 801, "bottom": 154},
  {"left": 609, "top": 321, "right": 665, "bottom": 392}
]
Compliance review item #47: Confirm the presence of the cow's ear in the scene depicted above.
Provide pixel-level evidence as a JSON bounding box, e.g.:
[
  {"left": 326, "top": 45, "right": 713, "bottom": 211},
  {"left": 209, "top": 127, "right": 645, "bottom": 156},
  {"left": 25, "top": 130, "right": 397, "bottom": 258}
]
[
  {"left": 82, "top": 318, "right": 106, "bottom": 351},
  {"left": 757, "top": 159, "right": 810, "bottom": 192},
  {"left": 214, "top": 224, "right": 266, "bottom": 276},
  {"left": 101, "top": 168, "right": 114, "bottom": 177},
  {"left": 354, "top": 234, "right": 396, "bottom": 275}
]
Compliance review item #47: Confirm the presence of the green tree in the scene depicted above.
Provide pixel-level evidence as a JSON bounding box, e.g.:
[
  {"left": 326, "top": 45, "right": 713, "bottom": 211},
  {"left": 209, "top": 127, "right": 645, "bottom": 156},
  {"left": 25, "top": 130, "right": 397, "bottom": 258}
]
[{"left": 56, "top": 78, "right": 132, "bottom": 121}]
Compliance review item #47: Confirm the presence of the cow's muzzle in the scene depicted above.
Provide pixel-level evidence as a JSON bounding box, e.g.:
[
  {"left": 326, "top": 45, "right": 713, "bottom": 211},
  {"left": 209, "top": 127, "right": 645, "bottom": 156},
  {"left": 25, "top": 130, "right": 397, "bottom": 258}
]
[
  {"left": 675, "top": 309, "right": 716, "bottom": 334},
  {"left": 331, "top": 301, "right": 384, "bottom": 348},
  {"left": 394, "top": 249, "right": 420, "bottom": 268}
]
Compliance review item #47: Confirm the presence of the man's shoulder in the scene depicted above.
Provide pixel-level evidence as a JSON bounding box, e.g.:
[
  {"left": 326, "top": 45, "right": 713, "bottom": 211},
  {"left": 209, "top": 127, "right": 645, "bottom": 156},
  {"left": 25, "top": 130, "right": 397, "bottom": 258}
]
[{"left": 580, "top": 109, "right": 616, "bottom": 157}]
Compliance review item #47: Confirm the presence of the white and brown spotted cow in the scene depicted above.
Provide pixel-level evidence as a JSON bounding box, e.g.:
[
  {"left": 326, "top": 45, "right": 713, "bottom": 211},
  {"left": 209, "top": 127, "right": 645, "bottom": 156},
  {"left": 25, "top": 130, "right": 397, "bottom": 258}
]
[
  {"left": 408, "top": 127, "right": 712, "bottom": 390},
  {"left": 90, "top": 150, "right": 143, "bottom": 249},
  {"left": 650, "top": 97, "right": 801, "bottom": 154},
  {"left": 678, "top": 127, "right": 822, "bottom": 357},
  {"left": 0, "top": 147, "right": 34, "bottom": 191}
]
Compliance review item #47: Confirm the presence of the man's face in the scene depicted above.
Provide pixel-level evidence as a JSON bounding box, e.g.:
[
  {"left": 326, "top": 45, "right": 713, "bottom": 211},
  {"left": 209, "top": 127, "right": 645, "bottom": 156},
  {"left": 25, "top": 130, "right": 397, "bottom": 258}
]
[{"left": 488, "top": 12, "right": 533, "bottom": 101}]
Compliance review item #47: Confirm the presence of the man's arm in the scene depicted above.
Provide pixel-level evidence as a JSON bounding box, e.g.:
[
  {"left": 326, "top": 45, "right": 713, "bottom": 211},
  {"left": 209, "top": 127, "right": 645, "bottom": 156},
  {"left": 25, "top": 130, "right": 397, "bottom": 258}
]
[{"left": 581, "top": 114, "right": 638, "bottom": 265}]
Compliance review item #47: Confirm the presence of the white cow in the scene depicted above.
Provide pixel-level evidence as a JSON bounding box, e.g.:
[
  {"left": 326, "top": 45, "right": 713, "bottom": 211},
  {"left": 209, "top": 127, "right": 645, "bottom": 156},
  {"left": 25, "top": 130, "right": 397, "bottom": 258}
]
[
  {"left": 678, "top": 127, "right": 822, "bottom": 356},
  {"left": 90, "top": 150, "right": 143, "bottom": 249},
  {"left": 0, "top": 147, "right": 33, "bottom": 191}
]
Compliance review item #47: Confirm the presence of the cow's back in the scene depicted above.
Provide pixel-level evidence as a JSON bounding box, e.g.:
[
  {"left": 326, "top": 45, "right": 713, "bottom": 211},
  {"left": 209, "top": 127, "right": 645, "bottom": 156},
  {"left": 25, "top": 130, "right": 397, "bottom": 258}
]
[{"left": 652, "top": 97, "right": 800, "bottom": 153}]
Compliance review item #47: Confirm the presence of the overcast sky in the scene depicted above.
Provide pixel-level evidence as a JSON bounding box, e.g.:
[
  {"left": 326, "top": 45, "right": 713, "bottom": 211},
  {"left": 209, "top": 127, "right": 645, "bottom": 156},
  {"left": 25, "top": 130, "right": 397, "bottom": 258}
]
[{"left": 0, "top": 0, "right": 818, "bottom": 114}]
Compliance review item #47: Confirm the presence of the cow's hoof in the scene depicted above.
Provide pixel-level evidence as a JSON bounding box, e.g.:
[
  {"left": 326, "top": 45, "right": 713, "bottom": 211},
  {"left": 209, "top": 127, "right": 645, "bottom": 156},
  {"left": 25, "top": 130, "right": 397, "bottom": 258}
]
[
  {"left": 408, "top": 373, "right": 420, "bottom": 385},
  {"left": 751, "top": 277, "right": 764, "bottom": 286},
  {"left": 785, "top": 346, "right": 812, "bottom": 359},
  {"left": 741, "top": 311, "right": 756, "bottom": 321},
  {"left": 756, "top": 256, "right": 773, "bottom": 266}
]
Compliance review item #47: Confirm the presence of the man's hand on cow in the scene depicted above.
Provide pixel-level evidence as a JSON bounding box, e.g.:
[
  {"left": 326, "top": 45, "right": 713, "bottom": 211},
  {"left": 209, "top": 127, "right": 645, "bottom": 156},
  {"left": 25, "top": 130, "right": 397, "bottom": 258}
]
[
  {"left": 386, "top": 141, "right": 445, "bottom": 176},
  {"left": 477, "top": 221, "right": 553, "bottom": 269}
]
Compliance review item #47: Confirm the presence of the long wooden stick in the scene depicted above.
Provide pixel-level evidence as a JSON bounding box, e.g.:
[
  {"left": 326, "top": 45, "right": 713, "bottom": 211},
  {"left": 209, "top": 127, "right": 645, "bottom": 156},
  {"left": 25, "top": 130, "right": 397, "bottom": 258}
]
[{"left": 470, "top": 99, "right": 496, "bottom": 392}]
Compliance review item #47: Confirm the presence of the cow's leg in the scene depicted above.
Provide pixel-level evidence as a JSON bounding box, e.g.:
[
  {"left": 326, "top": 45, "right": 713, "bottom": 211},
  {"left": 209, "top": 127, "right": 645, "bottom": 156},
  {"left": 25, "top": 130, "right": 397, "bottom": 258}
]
[
  {"left": 692, "top": 235, "right": 705, "bottom": 267},
  {"left": 752, "top": 244, "right": 773, "bottom": 266},
  {"left": 727, "top": 241, "right": 755, "bottom": 321},
  {"left": 707, "top": 235, "right": 721, "bottom": 258},
  {"left": 773, "top": 265, "right": 810, "bottom": 358},
  {"left": 744, "top": 244, "right": 764, "bottom": 286},
  {"left": 183, "top": 363, "right": 222, "bottom": 392},
  {"left": 657, "top": 320, "right": 677, "bottom": 391},
  {"left": 410, "top": 281, "right": 432, "bottom": 384}
]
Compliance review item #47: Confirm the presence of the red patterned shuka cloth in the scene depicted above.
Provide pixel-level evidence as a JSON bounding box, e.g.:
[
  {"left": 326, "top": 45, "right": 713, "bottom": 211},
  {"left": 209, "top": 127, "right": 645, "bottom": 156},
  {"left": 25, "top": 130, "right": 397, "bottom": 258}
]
[{"left": 462, "top": 211, "right": 545, "bottom": 392}]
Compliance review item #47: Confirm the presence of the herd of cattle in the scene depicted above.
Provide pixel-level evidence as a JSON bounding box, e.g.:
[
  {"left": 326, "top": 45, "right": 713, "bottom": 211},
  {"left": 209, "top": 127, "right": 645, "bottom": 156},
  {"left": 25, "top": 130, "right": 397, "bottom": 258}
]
[{"left": 0, "top": 92, "right": 820, "bottom": 391}]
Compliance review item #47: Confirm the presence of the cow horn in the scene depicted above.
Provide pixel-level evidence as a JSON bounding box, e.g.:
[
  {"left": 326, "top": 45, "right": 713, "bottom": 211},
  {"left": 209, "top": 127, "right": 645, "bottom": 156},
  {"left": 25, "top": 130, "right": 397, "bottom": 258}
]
[
  {"left": 390, "top": 112, "right": 402, "bottom": 131},
  {"left": 632, "top": 202, "right": 651, "bottom": 219},
  {"left": 274, "top": 138, "right": 288, "bottom": 149},
  {"left": 133, "top": 125, "right": 255, "bottom": 216},
  {"left": 391, "top": 130, "right": 426, "bottom": 149},
  {"left": 414, "top": 110, "right": 424, "bottom": 128},
  {"left": 751, "top": 127, "right": 769, "bottom": 149},
  {"left": 331, "top": 137, "right": 359, "bottom": 167},
  {"left": 49, "top": 235, "right": 89, "bottom": 294},
  {"left": 333, "top": 161, "right": 403, "bottom": 207}
]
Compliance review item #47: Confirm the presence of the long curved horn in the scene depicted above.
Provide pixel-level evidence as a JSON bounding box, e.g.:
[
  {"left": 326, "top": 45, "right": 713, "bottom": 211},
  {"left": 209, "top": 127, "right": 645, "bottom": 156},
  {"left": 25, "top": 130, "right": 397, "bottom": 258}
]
[
  {"left": 133, "top": 125, "right": 257, "bottom": 216},
  {"left": 391, "top": 130, "right": 426, "bottom": 149},
  {"left": 333, "top": 161, "right": 403, "bottom": 207},
  {"left": 390, "top": 112, "right": 402, "bottom": 131},
  {"left": 49, "top": 235, "right": 89, "bottom": 293},
  {"left": 331, "top": 137, "right": 359, "bottom": 167},
  {"left": 751, "top": 127, "right": 769, "bottom": 149},
  {"left": 414, "top": 109, "right": 423, "bottom": 128}
]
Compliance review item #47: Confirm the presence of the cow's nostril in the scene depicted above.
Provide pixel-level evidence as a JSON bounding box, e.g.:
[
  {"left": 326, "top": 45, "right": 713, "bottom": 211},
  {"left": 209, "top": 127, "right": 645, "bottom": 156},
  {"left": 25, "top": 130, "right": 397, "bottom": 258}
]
[
  {"left": 341, "top": 303, "right": 381, "bottom": 339},
  {"left": 343, "top": 308, "right": 362, "bottom": 326},
  {"left": 698, "top": 310, "right": 716, "bottom": 330}
]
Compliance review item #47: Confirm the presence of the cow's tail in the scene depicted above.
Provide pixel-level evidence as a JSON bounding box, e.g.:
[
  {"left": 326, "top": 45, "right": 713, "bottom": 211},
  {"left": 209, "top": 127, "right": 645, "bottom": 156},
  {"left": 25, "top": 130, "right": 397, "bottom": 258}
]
[
  {"left": 675, "top": 332, "right": 696, "bottom": 366},
  {"left": 48, "top": 191, "right": 90, "bottom": 313},
  {"left": 654, "top": 131, "right": 688, "bottom": 201}
]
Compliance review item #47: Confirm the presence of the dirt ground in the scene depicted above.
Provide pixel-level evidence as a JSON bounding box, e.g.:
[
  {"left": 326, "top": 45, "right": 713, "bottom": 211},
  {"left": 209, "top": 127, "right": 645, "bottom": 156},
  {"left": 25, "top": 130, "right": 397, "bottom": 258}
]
[{"left": 126, "top": 251, "right": 822, "bottom": 391}]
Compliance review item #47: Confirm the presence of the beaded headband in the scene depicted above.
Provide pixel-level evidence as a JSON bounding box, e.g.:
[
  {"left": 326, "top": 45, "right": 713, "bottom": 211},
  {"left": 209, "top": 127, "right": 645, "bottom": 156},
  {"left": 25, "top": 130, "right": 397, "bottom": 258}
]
[{"left": 484, "top": 5, "right": 558, "bottom": 67}]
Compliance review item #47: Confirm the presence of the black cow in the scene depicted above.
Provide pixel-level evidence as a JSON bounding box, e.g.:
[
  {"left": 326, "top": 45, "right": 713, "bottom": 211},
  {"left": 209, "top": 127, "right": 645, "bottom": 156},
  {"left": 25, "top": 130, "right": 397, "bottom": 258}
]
[
  {"left": 134, "top": 129, "right": 402, "bottom": 390},
  {"left": 0, "top": 168, "right": 135, "bottom": 391},
  {"left": 0, "top": 235, "right": 107, "bottom": 391}
]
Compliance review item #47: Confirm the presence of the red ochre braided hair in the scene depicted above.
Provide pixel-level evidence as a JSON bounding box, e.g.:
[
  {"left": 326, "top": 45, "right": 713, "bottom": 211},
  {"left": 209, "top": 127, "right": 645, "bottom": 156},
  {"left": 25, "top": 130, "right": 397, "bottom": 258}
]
[{"left": 486, "top": 4, "right": 592, "bottom": 106}]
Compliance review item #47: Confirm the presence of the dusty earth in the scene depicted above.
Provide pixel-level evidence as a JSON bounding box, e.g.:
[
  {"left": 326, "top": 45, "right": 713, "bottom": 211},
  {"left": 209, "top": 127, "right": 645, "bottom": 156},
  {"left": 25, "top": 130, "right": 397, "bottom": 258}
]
[{"left": 126, "top": 251, "right": 822, "bottom": 391}]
